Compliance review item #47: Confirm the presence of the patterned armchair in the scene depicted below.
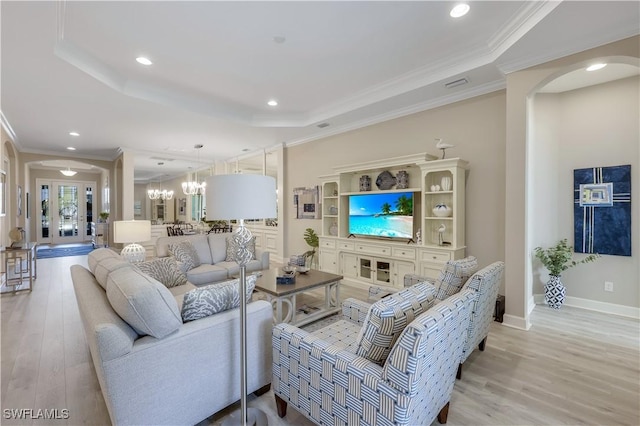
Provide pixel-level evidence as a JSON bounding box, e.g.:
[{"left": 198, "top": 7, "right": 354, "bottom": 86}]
[
  {"left": 272, "top": 288, "right": 476, "bottom": 425},
  {"left": 403, "top": 258, "right": 505, "bottom": 379}
]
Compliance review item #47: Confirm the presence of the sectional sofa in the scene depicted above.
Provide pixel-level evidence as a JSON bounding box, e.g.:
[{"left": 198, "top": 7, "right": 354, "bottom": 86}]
[
  {"left": 71, "top": 248, "right": 272, "bottom": 425},
  {"left": 155, "top": 233, "right": 269, "bottom": 285}
]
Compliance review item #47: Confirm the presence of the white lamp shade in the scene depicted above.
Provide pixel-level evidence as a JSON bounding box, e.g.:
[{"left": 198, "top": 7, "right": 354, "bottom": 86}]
[
  {"left": 205, "top": 174, "right": 276, "bottom": 220},
  {"left": 113, "top": 220, "right": 151, "bottom": 243}
]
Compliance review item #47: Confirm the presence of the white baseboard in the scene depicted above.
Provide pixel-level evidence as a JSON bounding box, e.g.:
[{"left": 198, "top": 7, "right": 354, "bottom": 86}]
[
  {"left": 533, "top": 293, "right": 640, "bottom": 319},
  {"left": 502, "top": 314, "right": 531, "bottom": 330}
]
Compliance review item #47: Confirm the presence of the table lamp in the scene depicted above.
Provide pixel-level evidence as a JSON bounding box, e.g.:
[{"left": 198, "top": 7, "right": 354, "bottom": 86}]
[
  {"left": 113, "top": 220, "right": 151, "bottom": 263},
  {"left": 205, "top": 174, "right": 276, "bottom": 426}
]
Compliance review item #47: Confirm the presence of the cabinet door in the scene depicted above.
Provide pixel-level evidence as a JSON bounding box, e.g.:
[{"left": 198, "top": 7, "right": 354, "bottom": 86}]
[
  {"left": 341, "top": 252, "right": 358, "bottom": 279},
  {"left": 374, "top": 259, "right": 391, "bottom": 285},
  {"left": 319, "top": 249, "right": 338, "bottom": 274},
  {"left": 359, "top": 257, "right": 373, "bottom": 281},
  {"left": 393, "top": 260, "right": 415, "bottom": 288}
]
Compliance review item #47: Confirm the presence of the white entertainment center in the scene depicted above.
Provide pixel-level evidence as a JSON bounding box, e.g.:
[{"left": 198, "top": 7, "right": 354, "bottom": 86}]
[{"left": 318, "top": 153, "right": 468, "bottom": 290}]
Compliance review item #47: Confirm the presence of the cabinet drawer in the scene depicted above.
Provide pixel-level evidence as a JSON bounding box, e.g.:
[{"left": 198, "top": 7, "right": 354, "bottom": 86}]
[
  {"left": 355, "top": 243, "right": 390, "bottom": 256},
  {"left": 418, "top": 249, "right": 451, "bottom": 263},
  {"left": 391, "top": 247, "right": 415, "bottom": 260},
  {"left": 337, "top": 241, "right": 355, "bottom": 251},
  {"left": 320, "top": 239, "right": 336, "bottom": 249}
]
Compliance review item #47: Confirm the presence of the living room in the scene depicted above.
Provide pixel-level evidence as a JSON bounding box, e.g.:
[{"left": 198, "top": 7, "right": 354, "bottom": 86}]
[{"left": 1, "top": 2, "right": 639, "bottom": 425}]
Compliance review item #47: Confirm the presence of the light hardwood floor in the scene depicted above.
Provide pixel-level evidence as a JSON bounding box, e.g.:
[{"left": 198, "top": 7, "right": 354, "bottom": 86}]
[{"left": 2, "top": 255, "right": 639, "bottom": 425}]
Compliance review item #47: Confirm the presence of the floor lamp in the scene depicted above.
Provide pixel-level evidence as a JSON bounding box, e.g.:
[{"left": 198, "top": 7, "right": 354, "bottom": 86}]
[{"left": 205, "top": 174, "right": 276, "bottom": 426}]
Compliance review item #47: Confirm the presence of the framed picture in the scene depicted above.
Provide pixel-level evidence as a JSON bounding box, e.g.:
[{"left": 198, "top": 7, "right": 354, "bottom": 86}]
[
  {"left": 579, "top": 183, "right": 613, "bottom": 207},
  {"left": 17, "top": 185, "right": 22, "bottom": 216}
]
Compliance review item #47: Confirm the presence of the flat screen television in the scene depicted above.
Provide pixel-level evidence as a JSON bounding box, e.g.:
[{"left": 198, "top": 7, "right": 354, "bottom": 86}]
[{"left": 349, "top": 192, "right": 414, "bottom": 239}]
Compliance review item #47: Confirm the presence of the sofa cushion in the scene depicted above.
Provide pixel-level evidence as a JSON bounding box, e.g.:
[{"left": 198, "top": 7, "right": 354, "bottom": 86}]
[
  {"left": 135, "top": 257, "right": 187, "bottom": 288},
  {"left": 354, "top": 282, "right": 436, "bottom": 366},
  {"left": 88, "top": 248, "right": 121, "bottom": 274},
  {"left": 225, "top": 236, "right": 256, "bottom": 262},
  {"left": 106, "top": 267, "right": 182, "bottom": 339},
  {"left": 181, "top": 275, "right": 257, "bottom": 322},
  {"left": 169, "top": 240, "right": 201, "bottom": 272},
  {"left": 186, "top": 264, "right": 231, "bottom": 286},
  {"left": 208, "top": 233, "right": 228, "bottom": 263},
  {"left": 93, "top": 257, "right": 132, "bottom": 290},
  {"left": 435, "top": 256, "right": 478, "bottom": 300}
]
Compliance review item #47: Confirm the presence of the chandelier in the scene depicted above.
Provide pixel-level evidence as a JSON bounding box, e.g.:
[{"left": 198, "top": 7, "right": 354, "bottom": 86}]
[
  {"left": 148, "top": 171, "right": 174, "bottom": 200},
  {"left": 182, "top": 144, "right": 206, "bottom": 195}
]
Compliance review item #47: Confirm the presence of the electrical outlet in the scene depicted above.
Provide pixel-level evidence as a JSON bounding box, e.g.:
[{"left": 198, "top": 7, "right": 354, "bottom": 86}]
[{"left": 604, "top": 281, "right": 614, "bottom": 292}]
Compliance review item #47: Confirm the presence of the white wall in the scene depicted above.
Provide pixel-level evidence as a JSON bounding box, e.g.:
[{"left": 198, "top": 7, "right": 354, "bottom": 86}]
[
  {"left": 531, "top": 76, "right": 639, "bottom": 308},
  {"left": 284, "top": 90, "right": 506, "bottom": 284}
]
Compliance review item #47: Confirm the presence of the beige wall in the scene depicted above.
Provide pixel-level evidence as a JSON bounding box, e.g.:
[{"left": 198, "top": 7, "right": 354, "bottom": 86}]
[
  {"left": 505, "top": 35, "right": 640, "bottom": 328},
  {"left": 531, "top": 76, "right": 639, "bottom": 308},
  {"left": 284, "top": 90, "right": 507, "bottom": 281}
]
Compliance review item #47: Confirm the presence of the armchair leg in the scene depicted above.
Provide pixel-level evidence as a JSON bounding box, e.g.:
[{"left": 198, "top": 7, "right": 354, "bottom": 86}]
[
  {"left": 479, "top": 336, "right": 487, "bottom": 351},
  {"left": 437, "top": 402, "right": 450, "bottom": 424},
  {"left": 253, "top": 383, "right": 271, "bottom": 397},
  {"left": 274, "top": 394, "right": 288, "bottom": 418},
  {"left": 456, "top": 363, "right": 462, "bottom": 380}
]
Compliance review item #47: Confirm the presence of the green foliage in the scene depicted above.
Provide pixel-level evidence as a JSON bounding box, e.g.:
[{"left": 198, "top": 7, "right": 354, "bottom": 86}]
[
  {"left": 534, "top": 238, "right": 599, "bottom": 276},
  {"left": 99, "top": 211, "right": 110, "bottom": 221},
  {"left": 395, "top": 195, "right": 413, "bottom": 215},
  {"left": 303, "top": 228, "right": 319, "bottom": 264},
  {"left": 381, "top": 202, "right": 392, "bottom": 214}
]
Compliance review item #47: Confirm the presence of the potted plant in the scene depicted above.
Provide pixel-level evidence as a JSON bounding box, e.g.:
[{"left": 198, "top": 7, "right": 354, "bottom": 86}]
[
  {"left": 303, "top": 228, "right": 319, "bottom": 269},
  {"left": 99, "top": 211, "right": 110, "bottom": 223},
  {"left": 534, "top": 238, "right": 599, "bottom": 309}
]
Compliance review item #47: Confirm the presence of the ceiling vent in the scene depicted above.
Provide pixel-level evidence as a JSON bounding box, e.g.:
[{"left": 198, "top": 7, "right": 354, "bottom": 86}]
[
  {"left": 317, "top": 122, "right": 330, "bottom": 128},
  {"left": 150, "top": 156, "right": 176, "bottom": 162},
  {"left": 445, "top": 77, "right": 469, "bottom": 89}
]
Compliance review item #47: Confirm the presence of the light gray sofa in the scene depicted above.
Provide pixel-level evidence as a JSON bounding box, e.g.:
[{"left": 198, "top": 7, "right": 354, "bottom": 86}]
[
  {"left": 155, "top": 233, "right": 269, "bottom": 285},
  {"left": 72, "top": 248, "right": 273, "bottom": 425}
]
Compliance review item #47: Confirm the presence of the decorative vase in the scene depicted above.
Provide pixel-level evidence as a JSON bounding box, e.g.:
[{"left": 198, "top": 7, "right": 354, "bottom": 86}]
[
  {"left": 441, "top": 176, "right": 452, "bottom": 191},
  {"left": 544, "top": 275, "right": 565, "bottom": 309},
  {"left": 359, "top": 175, "right": 372, "bottom": 191},
  {"left": 329, "top": 222, "right": 338, "bottom": 236},
  {"left": 396, "top": 170, "right": 409, "bottom": 189},
  {"left": 432, "top": 204, "right": 452, "bottom": 217}
]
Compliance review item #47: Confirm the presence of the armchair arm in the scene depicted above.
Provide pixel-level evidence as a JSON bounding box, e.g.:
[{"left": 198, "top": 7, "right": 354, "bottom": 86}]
[
  {"left": 404, "top": 273, "right": 436, "bottom": 288},
  {"left": 273, "top": 323, "right": 409, "bottom": 425},
  {"left": 341, "top": 297, "right": 371, "bottom": 325}
]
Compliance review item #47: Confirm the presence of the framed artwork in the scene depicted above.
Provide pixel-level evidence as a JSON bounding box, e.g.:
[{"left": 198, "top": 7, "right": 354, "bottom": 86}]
[
  {"left": 574, "top": 165, "right": 631, "bottom": 256},
  {"left": 293, "top": 186, "right": 321, "bottom": 219}
]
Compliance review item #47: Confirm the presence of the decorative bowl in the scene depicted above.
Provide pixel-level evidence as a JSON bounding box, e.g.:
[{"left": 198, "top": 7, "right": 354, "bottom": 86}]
[
  {"left": 297, "top": 266, "right": 309, "bottom": 274},
  {"left": 432, "top": 204, "right": 452, "bottom": 217},
  {"left": 282, "top": 265, "right": 296, "bottom": 274}
]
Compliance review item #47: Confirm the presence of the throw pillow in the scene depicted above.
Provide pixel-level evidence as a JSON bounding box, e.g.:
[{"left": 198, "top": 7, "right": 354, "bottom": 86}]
[
  {"left": 181, "top": 275, "right": 257, "bottom": 322},
  {"left": 225, "top": 235, "right": 257, "bottom": 262},
  {"left": 354, "top": 282, "right": 436, "bottom": 366},
  {"left": 168, "top": 240, "right": 201, "bottom": 272},
  {"left": 135, "top": 257, "right": 187, "bottom": 288},
  {"left": 106, "top": 267, "right": 182, "bottom": 338},
  {"left": 435, "top": 256, "right": 478, "bottom": 300}
]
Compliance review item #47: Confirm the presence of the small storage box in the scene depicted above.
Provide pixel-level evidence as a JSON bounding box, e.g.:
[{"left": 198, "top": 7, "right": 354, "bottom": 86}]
[{"left": 276, "top": 275, "right": 296, "bottom": 285}]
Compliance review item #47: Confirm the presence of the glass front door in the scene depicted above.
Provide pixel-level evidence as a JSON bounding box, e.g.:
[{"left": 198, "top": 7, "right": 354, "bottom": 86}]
[{"left": 37, "top": 179, "right": 96, "bottom": 244}]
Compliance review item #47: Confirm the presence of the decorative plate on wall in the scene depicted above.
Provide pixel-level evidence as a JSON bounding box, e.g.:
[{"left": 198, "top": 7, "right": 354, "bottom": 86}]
[{"left": 376, "top": 170, "right": 396, "bottom": 190}]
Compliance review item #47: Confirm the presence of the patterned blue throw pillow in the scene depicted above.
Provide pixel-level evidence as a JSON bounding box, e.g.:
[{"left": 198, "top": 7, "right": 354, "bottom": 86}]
[{"left": 181, "top": 275, "right": 257, "bottom": 322}]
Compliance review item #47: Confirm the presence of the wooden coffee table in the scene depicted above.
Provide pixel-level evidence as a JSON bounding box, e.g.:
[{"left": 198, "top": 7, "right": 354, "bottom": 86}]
[{"left": 252, "top": 268, "right": 342, "bottom": 326}]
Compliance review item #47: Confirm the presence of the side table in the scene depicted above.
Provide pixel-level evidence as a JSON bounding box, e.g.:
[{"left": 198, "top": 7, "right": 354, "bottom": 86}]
[{"left": 1, "top": 242, "right": 37, "bottom": 293}]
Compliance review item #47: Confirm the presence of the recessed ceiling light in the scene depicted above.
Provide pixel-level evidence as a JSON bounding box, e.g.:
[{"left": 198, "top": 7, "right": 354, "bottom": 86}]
[
  {"left": 69, "top": 131, "right": 79, "bottom": 136},
  {"left": 273, "top": 36, "right": 286, "bottom": 44},
  {"left": 136, "top": 57, "right": 153, "bottom": 66},
  {"left": 450, "top": 3, "right": 470, "bottom": 18},
  {"left": 66, "top": 146, "right": 76, "bottom": 151},
  {"left": 586, "top": 63, "right": 607, "bottom": 72},
  {"left": 267, "top": 99, "right": 278, "bottom": 107}
]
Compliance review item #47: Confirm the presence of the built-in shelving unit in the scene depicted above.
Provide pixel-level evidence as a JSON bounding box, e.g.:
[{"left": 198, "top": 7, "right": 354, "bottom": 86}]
[{"left": 318, "top": 153, "right": 468, "bottom": 289}]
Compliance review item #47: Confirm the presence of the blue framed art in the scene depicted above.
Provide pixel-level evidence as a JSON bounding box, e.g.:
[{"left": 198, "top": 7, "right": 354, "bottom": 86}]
[{"left": 574, "top": 165, "right": 631, "bottom": 256}]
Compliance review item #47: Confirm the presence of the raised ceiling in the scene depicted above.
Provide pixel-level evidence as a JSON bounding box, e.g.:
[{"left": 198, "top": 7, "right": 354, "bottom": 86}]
[{"left": 1, "top": 1, "right": 638, "bottom": 182}]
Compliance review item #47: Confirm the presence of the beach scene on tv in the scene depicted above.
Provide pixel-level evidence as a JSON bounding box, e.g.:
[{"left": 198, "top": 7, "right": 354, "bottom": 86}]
[{"left": 349, "top": 192, "right": 413, "bottom": 238}]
